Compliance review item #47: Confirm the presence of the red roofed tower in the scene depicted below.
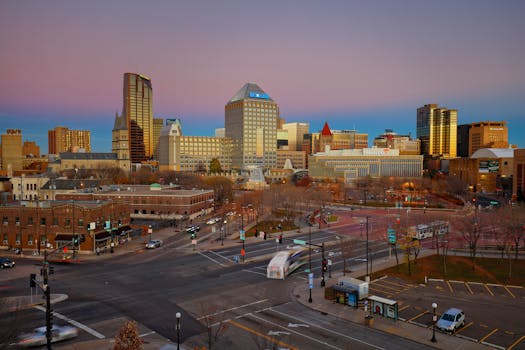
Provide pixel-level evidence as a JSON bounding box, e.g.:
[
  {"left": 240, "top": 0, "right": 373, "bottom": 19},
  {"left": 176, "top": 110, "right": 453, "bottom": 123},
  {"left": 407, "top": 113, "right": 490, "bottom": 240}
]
[{"left": 319, "top": 122, "right": 333, "bottom": 152}]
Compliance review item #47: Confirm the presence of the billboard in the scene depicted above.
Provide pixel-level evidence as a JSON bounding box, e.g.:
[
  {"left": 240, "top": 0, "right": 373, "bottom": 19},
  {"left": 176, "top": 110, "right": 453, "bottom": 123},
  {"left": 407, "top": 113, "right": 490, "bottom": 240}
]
[{"left": 479, "top": 160, "right": 499, "bottom": 173}]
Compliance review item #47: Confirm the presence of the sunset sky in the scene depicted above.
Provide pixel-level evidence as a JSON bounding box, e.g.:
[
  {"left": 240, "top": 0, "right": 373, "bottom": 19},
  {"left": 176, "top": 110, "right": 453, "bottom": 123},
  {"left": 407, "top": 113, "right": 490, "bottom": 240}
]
[{"left": 1, "top": 0, "right": 524, "bottom": 152}]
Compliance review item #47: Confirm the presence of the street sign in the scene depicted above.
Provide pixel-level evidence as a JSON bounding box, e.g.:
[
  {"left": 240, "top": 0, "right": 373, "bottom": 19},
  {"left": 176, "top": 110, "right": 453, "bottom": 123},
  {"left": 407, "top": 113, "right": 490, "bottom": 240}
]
[
  {"left": 308, "top": 272, "right": 313, "bottom": 289},
  {"left": 240, "top": 229, "right": 245, "bottom": 241},
  {"left": 293, "top": 239, "right": 306, "bottom": 245},
  {"left": 304, "top": 268, "right": 310, "bottom": 273},
  {"left": 240, "top": 248, "right": 246, "bottom": 257},
  {"left": 388, "top": 228, "right": 396, "bottom": 244}
]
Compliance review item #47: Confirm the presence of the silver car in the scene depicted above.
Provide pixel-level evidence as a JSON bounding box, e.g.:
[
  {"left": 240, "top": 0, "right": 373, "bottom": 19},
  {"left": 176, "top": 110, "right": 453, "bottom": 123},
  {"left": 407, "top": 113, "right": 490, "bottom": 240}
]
[
  {"left": 145, "top": 239, "right": 162, "bottom": 249},
  {"left": 436, "top": 308, "right": 465, "bottom": 332},
  {"left": 18, "top": 325, "right": 79, "bottom": 347}
]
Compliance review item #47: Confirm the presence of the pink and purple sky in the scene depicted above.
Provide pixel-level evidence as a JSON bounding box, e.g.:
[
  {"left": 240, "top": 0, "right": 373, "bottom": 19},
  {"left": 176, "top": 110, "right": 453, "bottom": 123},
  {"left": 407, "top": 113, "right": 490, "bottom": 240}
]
[{"left": 1, "top": 0, "right": 524, "bottom": 153}]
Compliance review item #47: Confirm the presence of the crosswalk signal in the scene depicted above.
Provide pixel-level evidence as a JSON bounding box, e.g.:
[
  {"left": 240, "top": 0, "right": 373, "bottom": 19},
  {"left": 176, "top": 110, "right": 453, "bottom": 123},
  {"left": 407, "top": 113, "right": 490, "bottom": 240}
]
[
  {"left": 322, "top": 258, "right": 328, "bottom": 272},
  {"left": 278, "top": 235, "right": 283, "bottom": 244},
  {"left": 30, "top": 273, "right": 36, "bottom": 287}
]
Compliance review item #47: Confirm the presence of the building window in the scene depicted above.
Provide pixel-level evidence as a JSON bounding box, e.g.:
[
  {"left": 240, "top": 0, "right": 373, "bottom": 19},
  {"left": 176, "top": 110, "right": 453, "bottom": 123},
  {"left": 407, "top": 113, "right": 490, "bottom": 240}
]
[
  {"left": 2, "top": 234, "right": 7, "bottom": 245},
  {"left": 28, "top": 217, "right": 33, "bottom": 225},
  {"left": 78, "top": 219, "right": 83, "bottom": 227},
  {"left": 2, "top": 216, "right": 7, "bottom": 225},
  {"left": 28, "top": 234, "right": 33, "bottom": 245},
  {"left": 53, "top": 217, "right": 58, "bottom": 226},
  {"left": 65, "top": 219, "right": 71, "bottom": 227},
  {"left": 15, "top": 216, "right": 20, "bottom": 225},
  {"left": 41, "top": 217, "right": 46, "bottom": 225},
  {"left": 16, "top": 234, "right": 21, "bottom": 245}
]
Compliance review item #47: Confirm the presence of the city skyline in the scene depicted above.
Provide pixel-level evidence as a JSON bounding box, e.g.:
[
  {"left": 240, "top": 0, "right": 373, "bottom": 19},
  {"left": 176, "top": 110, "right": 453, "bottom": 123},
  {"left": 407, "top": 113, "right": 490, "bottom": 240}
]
[{"left": 1, "top": 0, "right": 524, "bottom": 153}]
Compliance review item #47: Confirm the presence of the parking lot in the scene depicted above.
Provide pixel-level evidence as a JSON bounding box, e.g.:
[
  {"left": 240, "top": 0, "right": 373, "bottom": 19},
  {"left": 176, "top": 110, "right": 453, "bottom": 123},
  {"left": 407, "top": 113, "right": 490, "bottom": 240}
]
[{"left": 369, "top": 276, "right": 525, "bottom": 350}]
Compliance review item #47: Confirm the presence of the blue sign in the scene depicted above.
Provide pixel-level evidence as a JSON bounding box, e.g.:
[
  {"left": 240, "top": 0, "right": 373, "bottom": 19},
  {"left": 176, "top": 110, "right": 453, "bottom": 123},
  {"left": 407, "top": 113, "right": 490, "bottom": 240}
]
[
  {"left": 240, "top": 230, "right": 245, "bottom": 241},
  {"left": 249, "top": 91, "right": 270, "bottom": 99},
  {"left": 308, "top": 273, "right": 314, "bottom": 289},
  {"left": 388, "top": 228, "right": 396, "bottom": 244}
]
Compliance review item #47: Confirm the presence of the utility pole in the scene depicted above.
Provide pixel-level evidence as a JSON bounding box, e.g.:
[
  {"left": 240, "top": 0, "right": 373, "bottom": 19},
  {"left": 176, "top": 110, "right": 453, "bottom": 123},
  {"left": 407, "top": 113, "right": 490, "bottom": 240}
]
[
  {"left": 308, "top": 223, "right": 312, "bottom": 303},
  {"left": 366, "top": 216, "right": 370, "bottom": 281}
]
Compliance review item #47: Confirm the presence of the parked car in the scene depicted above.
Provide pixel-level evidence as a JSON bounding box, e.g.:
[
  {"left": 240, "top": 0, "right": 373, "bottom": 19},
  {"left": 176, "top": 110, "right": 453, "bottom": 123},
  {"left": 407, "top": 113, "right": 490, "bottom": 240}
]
[
  {"left": 436, "top": 308, "right": 465, "bottom": 332},
  {"left": 0, "top": 257, "right": 15, "bottom": 269},
  {"left": 145, "top": 239, "right": 162, "bottom": 249},
  {"left": 18, "top": 325, "right": 78, "bottom": 347}
]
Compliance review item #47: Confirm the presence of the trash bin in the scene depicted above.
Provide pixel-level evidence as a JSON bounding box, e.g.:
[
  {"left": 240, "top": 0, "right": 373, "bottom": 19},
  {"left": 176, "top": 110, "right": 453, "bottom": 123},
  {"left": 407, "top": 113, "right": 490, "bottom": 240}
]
[{"left": 365, "top": 315, "right": 374, "bottom": 327}]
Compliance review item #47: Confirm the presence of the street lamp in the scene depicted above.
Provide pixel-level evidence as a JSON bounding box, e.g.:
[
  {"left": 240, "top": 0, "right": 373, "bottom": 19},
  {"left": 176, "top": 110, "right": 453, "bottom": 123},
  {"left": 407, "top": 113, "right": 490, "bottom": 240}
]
[
  {"left": 308, "top": 223, "right": 312, "bottom": 303},
  {"left": 431, "top": 302, "right": 437, "bottom": 342},
  {"left": 366, "top": 216, "right": 370, "bottom": 281},
  {"left": 176, "top": 312, "right": 181, "bottom": 350}
]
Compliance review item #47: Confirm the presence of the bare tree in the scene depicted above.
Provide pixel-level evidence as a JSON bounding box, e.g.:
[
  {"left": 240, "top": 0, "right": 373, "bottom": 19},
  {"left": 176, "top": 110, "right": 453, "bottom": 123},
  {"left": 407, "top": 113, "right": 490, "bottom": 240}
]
[
  {"left": 198, "top": 302, "right": 229, "bottom": 350},
  {"left": 340, "top": 238, "right": 357, "bottom": 275},
  {"left": 113, "top": 320, "right": 143, "bottom": 350},
  {"left": 454, "top": 209, "right": 487, "bottom": 265}
]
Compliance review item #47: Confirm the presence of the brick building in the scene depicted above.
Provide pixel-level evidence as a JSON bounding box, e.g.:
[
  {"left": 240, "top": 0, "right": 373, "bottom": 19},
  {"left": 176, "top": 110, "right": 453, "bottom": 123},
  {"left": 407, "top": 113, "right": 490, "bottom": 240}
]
[{"left": 0, "top": 200, "right": 130, "bottom": 254}]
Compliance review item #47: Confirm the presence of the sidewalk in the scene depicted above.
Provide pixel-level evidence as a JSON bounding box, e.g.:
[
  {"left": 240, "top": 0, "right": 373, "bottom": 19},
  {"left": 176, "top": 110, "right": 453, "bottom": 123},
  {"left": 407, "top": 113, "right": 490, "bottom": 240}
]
[{"left": 293, "top": 254, "right": 489, "bottom": 350}]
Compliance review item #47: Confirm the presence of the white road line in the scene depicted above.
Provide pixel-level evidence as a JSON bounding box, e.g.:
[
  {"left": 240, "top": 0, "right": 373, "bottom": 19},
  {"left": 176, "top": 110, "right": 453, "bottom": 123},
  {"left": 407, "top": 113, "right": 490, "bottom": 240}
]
[
  {"left": 197, "top": 299, "right": 269, "bottom": 320},
  {"left": 206, "top": 249, "right": 233, "bottom": 262},
  {"left": 34, "top": 305, "right": 105, "bottom": 339},
  {"left": 242, "top": 269, "right": 266, "bottom": 276},
  {"left": 139, "top": 331, "right": 156, "bottom": 337},
  {"left": 197, "top": 251, "right": 227, "bottom": 267},
  {"left": 269, "top": 307, "right": 386, "bottom": 350},
  {"left": 248, "top": 312, "right": 342, "bottom": 350}
]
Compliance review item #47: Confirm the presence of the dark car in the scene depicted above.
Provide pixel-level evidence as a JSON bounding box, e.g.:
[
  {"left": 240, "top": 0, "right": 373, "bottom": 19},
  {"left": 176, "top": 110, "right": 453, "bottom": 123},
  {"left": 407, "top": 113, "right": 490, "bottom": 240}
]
[{"left": 0, "top": 257, "right": 16, "bottom": 269}]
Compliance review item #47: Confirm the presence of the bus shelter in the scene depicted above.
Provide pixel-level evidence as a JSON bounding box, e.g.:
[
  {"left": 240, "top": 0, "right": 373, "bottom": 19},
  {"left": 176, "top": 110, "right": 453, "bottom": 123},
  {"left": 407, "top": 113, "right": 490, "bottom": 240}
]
[
  {"left": 331, "top": 285, "right": 359, "bottom": 309},
  {"left": 368, "top": 295, "right": 398, "bottom": 321}
]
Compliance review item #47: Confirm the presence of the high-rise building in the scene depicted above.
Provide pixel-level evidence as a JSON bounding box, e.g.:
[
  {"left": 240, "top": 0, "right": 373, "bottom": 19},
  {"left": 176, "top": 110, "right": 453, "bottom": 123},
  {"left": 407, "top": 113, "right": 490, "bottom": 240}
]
[
  {"left": 456, "top": 124, "right": 471, "bottom": 157},
  {"left": 152, "top": 118, "right": 164, "bottom": 160},
  {"left": 468, "top": 121, "right": 509, "bottom": 156},
  {"left": 513, "top": 149, "right": 525, "bottom": 201},
  {"left": 225, "top": 83, "right": 279, "bottom": 170},
  {"left": 122, "top": 73, "right": 153, "bottom": 163},
  {"left": 282, "top": 122, "right": 309, "bottom": 151},
  {"left": 112, "top": 112, "right": 130, "bottom": 165},
  {"left": 417, "top": 104, "right": 457, "bottom": 158},
  {"left": 48, "top": 126, "right": 91, "bottom": 154},
  {"left": 1, "top": 129, "right": 23, "bottom": 174},
  {"left": 158, "top": 119, "right": 233, "bottom": 172}
]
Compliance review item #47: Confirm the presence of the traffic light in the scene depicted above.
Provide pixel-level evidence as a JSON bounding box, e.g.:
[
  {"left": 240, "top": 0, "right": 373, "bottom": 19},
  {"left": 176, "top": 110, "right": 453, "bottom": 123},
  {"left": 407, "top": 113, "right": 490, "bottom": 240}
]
[
  {"left": 30, "top": 273, "right": 36, "bottom": 287},
  {"left": 322, "top": 258, "right": 328, "bottom": 272},
  {"left": 73, "top": 235, "right": 79, "bottom": 245},
  {"left": 278, "top": 235, "right": 283, "bottom": 244},
  {"left": 191, "top": 233, "right": 196, "bottom": 239}
]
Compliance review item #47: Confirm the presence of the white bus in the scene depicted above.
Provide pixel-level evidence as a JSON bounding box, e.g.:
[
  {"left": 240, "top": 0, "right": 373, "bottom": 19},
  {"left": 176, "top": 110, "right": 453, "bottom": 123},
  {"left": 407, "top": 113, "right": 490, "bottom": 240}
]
[
  {"left": 407, "top": 221, "right": 449, "bottom": 240},
  {"left": 266, "top": 246, "right": 308, "bottom": 279}
]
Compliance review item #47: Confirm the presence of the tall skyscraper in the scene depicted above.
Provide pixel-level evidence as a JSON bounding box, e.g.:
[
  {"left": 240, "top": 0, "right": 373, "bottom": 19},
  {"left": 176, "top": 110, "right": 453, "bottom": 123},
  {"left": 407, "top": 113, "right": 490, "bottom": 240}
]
[
  {"left": 48, "top": 126, "right": 91, "bottom": 154},
  {"left": 225, "top": 83, "right": 279, "bottom": 170},
  {"left": 112, "top": 112, "right": 130, "bottom": 164},
  {"left": 1, "top": 129, "right": 23, "bottom": 173},
  {"left": 417, "top": 104, "right": 457, "bottom": 158},
  {"left": 122, "top": 73, "right": 153, "bottom": 163},
  {"left": 152, "top": 118, "right": 164, "bottom": 160},
  {"left": 468, "top": 121, "right": 509, "bottom": 156}
]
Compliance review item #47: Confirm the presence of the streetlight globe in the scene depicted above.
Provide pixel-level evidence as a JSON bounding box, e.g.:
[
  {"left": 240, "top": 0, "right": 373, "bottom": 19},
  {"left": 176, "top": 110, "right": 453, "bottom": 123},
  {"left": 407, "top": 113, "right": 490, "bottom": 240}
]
[
  {"left": 432, "top": 302, "right": 437, "bottom": 309},
  {"left": 176, "top": 312, "right": 181, "bottom": 319}
]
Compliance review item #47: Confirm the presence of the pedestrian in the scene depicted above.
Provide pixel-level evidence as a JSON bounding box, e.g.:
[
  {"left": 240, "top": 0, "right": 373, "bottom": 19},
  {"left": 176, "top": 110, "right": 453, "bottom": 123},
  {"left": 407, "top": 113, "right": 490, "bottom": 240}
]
[{"left": 96, "top": 246, "right": 100, "bottom": 255}]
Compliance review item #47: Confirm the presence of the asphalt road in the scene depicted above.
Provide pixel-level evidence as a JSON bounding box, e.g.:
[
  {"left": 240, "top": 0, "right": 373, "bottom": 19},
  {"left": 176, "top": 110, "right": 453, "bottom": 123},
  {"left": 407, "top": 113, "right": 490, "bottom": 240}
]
[{"left": 1, "top": 224, "right": 434, "bottom": 349}]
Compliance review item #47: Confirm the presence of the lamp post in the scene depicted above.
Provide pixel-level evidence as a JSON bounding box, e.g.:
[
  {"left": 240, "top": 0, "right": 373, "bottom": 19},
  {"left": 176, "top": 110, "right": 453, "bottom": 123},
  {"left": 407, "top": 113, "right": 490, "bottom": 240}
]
[
  {"left": 175, "top": 312, "right": 181, "bottom": 350},
  {"left": 431, "top": 302, "right": 437, "bottom": 342},
  {"left": 366, "top": 216, "right": 370, "bottom": 281},
  {"left": 222, "top": 219, "right": 226, "bottom": 246},
  {"left": 308, "top": 223, "right": 312, "bottom": 303}
]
